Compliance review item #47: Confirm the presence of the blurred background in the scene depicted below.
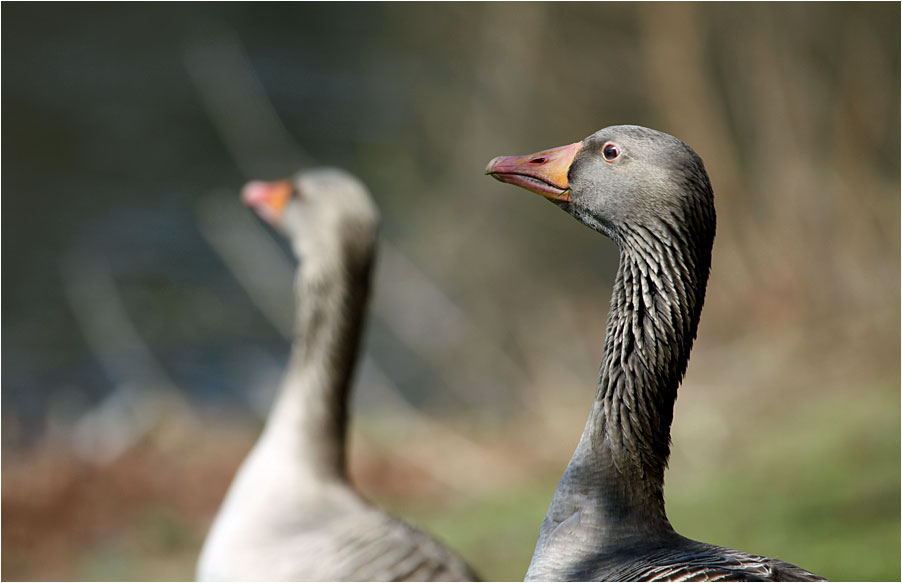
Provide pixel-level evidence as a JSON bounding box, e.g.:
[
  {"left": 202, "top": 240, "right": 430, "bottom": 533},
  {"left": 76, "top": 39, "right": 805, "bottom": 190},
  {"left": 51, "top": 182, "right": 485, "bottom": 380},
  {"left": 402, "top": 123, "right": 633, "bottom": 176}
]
[{"left": 3, "top": 3, "right": 899, "bottom": 581}]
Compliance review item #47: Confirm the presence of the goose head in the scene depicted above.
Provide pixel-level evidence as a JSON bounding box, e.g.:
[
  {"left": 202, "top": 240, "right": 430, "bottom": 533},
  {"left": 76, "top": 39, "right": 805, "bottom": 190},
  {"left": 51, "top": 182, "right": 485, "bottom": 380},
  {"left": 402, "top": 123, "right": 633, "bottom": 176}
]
[
  {"left": 242, "top": 167, "right": 380, "bottom": 270},
  {"left": 486, "top": 125, "right": 715, "bottom": 248}
]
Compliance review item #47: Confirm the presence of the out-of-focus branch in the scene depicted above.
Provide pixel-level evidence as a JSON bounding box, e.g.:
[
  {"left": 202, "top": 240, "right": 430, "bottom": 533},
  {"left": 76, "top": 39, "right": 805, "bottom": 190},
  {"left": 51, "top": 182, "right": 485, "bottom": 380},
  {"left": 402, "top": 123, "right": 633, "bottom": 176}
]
[
  {"left": 195, "top": 191, "right": 296, "bottom": 339},
  {"left": 59, "top": 247, "right": 194, "bottom": 463},
  {"left": 637, "top": 3, "right": 757, "bottom": 298},
  {"left": 372, "top": 241, "right": 541, "bottom": 415},
  {"left": 399, "top": 2, "right": 561, "bottom": 425},
  {"left": 183, "top": 21, "right": 312, "bottom": 178},
  {"left": 355, "top": 356, "right": 526, "bottom": 494}
]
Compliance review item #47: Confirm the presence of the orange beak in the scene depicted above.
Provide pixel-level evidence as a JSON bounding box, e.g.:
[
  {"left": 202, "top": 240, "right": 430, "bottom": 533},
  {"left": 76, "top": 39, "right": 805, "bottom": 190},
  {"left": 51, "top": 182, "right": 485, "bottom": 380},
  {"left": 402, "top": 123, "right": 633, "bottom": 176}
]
[
  {"left": 485, "top": 141, "right": 583, "bottom": 203},
  {"left": 242, "top": 180, "right": 294, "bottom": 224}
]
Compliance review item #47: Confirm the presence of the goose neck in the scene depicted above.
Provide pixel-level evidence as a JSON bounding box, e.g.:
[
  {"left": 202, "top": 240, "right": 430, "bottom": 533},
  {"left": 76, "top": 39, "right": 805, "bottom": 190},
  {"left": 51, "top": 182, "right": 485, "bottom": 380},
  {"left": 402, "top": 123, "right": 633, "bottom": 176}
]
[
  {"left": 564, "top": 223, "right": 711, "bottom": 529},
  {"left": 263, "top": 253, "right": 374, "bottom": 482}
]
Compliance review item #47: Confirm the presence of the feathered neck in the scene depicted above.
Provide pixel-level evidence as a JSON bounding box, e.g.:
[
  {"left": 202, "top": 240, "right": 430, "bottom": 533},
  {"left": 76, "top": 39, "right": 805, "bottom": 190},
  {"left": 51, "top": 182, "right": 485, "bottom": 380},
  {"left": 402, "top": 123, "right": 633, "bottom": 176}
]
[
  {"left": 593, "top": 220, "right": 711, "bottom": 513},
  {"left": 261, "top": 251, "right": 375, "bottom": 483},
  {"left": 527, "top": 213, "right": 713, "bottom": 578}
]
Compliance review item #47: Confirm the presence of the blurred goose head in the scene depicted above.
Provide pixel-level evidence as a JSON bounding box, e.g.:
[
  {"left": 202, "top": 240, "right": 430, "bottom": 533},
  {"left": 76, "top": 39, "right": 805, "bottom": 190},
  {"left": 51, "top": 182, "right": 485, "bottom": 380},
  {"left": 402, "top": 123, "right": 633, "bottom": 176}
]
[{"left": 242, "top": 167, "right": 380, "bottom": 271}]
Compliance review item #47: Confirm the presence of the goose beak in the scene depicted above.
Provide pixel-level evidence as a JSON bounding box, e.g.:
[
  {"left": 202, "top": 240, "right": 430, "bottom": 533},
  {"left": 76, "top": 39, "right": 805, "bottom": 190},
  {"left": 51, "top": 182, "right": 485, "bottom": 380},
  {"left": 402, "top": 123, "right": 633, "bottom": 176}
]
[
  {"left": 242, "top": 180, "right": 294, "bottom": 224},
  {"left": 485, "top": 141, "right": 583, "bottom": 203}
]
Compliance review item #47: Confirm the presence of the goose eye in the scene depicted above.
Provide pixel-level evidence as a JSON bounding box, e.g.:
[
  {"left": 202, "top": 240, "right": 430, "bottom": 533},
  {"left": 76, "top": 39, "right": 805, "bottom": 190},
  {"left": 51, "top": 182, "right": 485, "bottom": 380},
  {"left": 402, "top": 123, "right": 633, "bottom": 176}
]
[{"left": 602, "top": 142, "right": 620, "bottom": 162}]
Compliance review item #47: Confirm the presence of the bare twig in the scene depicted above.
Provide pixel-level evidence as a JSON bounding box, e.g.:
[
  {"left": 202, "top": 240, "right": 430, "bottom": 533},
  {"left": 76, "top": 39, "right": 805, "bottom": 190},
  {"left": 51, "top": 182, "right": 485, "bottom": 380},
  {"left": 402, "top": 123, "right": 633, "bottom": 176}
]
[
  {"left": 183, "top": 20, "right": 313, "bottom": 178},
  {"left": 59, "top": 246, "right": 193, "bottom": 463},
  {"left": 195, "top": 191, "right": 296, "bottom": 339}
]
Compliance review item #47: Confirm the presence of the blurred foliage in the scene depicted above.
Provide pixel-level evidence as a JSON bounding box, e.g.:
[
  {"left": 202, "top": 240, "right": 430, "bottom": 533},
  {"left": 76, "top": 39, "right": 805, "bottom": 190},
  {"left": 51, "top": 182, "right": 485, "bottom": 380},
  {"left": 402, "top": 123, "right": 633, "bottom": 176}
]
[{"left": 2, "top": 2, "right": 899, "bottom": 582}]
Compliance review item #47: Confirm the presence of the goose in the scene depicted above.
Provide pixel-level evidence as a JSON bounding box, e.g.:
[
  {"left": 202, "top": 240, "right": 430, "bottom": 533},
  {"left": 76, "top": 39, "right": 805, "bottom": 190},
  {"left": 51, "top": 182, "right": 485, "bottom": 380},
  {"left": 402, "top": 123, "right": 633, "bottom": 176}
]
[
  {"left": 197, "top": 168, "right": 478, "bottom": 582},
  {"left": 485, "top": 126, "right": 825, "bottom": 582}
]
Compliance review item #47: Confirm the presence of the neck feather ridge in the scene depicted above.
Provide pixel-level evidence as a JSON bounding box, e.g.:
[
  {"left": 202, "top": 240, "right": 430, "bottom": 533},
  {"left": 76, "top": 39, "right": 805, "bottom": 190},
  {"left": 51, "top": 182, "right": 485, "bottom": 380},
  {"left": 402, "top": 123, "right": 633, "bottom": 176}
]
[
  {"left": 565, "top": 220, "right": 711, "bottom": 526},
  {"left": 598, "top": 224, "right": 707, "bottom": 495}
]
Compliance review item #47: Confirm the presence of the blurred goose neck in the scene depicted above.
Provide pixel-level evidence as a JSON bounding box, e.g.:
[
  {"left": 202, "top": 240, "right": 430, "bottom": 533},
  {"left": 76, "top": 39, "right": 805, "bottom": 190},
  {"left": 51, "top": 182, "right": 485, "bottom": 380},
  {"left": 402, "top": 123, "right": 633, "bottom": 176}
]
[{"left": 263, "top": 253, "right": 375, "bottom": 482}]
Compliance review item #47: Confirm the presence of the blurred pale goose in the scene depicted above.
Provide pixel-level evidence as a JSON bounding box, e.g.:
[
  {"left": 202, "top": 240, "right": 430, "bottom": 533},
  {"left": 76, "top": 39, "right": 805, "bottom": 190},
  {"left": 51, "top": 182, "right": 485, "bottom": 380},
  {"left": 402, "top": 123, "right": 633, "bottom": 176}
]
[
  {"left": 486, "top": 126, "right": 825, "bottom": 582},
  {"left": 197, "top": 168, "right": 478, "bottom": 582}
]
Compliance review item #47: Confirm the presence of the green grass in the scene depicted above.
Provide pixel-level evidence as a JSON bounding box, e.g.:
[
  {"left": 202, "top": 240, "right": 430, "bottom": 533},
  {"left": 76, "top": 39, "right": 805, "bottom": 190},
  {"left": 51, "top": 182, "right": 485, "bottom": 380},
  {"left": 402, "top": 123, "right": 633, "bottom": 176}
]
[
  {"left": 668, "top": 380, "right": 900, "bottom": 581},
  {"left": 384, "top": 477, "right": 557, "bottom": 581},
  {"left": 391, "top": 377, "right": 900, "bottom": 581}
]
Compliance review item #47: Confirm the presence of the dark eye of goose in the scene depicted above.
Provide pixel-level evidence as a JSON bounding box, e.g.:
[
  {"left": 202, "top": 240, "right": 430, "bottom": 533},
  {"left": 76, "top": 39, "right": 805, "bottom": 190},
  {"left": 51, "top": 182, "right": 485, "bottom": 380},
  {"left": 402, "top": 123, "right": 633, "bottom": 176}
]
[{"left": 602, "top": 142, "right": 621, "bottom": 162}]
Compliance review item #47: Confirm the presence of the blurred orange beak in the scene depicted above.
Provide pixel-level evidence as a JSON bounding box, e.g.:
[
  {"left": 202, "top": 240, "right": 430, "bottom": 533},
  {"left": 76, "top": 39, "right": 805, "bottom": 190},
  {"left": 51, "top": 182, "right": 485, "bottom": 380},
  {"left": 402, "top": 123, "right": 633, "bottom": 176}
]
[
  {"left": 485, "top": 141, "right": 583, "bottom": 203},
  {"left": 242, "top": 180, "right": 293, "bottom": 224}
]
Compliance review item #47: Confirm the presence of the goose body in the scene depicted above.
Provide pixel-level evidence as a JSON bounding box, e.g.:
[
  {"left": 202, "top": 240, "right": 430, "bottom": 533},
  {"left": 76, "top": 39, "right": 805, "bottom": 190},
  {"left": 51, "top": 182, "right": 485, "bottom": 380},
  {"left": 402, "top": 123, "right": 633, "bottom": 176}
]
[
  {"left": 197, "top": 168, "right": 477, "bottom": 582},
  {"left": 486, "top": 126, "right": 824, "bottom": 582}
]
